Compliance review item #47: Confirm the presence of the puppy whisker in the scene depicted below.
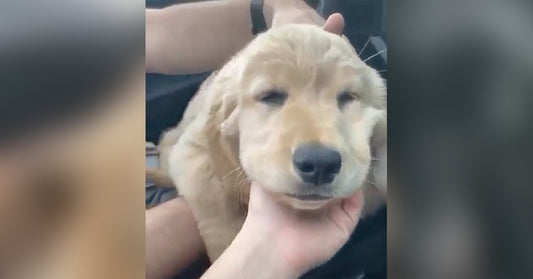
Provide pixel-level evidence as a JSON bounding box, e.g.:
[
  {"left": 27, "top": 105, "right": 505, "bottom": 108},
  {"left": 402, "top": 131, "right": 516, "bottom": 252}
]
[
  {"left": 236, "top": 177, "right": 250, "bottom": 187},
  {"left": 358, "top": 36, "right": 371, "bottom": 57},
  {"left": 236, "top": 176, "right": 251, "bottom": 210},
  {"left": 235, "top": 168, "right": 246, "bottom": 183},
  {"left": 238, "top": 168, "right": 246, "bottom": 177},
  {"left": 364, "top": 179, "right": 378, "bottom": 187},
  {"left": 363, "top": 48, "right": 387, "bottom": 63},
  {"left": 222, "top": 166, "right": 243, "bottom": 180}
]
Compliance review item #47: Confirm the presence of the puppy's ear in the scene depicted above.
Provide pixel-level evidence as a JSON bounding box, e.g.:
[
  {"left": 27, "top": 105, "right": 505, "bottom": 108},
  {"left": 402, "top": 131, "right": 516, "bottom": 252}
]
[
  {"left": 204, "top": 62, "right": 249, "bottom": 207},
  {"left": 369, "top": 109, "right": 387, "bottom": 194},
  {"left": 218, "top": 90, "right": 241, "bottom": 166},
  {"left": 219, "top": 92, "right": 240, "bottom": 138},
  {"left": 364, "top": 68, "right": 387, "bottom": 193},
  {"left": 364, "top": 107, "right": 387, "bottom": 193},
  {"left": 210, "top": 57, "right": 243, "bottom": 138},
  {"left": 204, "top": 59, "right": 243, "bottom": 168},
  {"left": 365, "top": 71, "right": 387, "bottom": 110}
]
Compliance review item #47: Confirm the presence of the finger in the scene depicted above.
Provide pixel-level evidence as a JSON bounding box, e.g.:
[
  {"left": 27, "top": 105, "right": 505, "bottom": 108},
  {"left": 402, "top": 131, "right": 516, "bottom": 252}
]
[
  {"left": 248, "top": 182, "right": 280, "bottom": 211},
  {"left": 248, "top": 182, "right": 265, "bottom": 206},
  {"left": 342, "top": 190, "right": 364, "bottom": 222},
  {"left": 322, "top": 13, "right": 345, "bottom": 35},
  {"left": 327, "top": 190, "right": 364, "bottom": 235}
]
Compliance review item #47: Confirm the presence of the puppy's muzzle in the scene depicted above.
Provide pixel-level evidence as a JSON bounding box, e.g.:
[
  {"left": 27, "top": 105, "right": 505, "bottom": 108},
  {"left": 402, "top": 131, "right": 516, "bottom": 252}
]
[{"left": 292, "top": 143, "right": 341, "bottom": 186}]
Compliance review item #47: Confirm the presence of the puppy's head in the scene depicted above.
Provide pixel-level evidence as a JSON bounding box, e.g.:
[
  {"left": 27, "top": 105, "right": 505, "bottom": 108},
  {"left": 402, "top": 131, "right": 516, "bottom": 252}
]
[{"left": 218, "top": 25, "right": 386, "bottom": 210}]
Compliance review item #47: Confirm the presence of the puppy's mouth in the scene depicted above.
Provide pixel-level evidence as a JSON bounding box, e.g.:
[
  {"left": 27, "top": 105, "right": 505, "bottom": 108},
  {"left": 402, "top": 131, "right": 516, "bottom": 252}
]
[
  {"left": 281, "top": 193, "right": 333, "bottom": 210},
  {"left": 286, "top": 193, "right": 332, "bottom": 201}
]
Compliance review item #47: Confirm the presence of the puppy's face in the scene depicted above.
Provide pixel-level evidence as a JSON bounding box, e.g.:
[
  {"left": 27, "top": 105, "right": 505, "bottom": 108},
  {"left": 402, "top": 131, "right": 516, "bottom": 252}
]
[{"left": 232, "top": 25, "right": 386, "bottom": 209}]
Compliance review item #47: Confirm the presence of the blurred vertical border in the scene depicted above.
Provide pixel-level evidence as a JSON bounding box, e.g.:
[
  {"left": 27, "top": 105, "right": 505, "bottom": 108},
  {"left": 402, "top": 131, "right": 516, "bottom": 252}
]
[
  {"left": 0, "top": 0, "right": 145, "bottom": 278},
  {"left": 388, "top": 0, "right": 533, "bottom": 278}
]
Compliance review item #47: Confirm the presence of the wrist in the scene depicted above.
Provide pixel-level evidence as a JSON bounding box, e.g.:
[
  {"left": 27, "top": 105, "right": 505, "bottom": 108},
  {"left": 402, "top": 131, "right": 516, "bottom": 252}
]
[
  {"left": 264, "top": 0, "right": 314, "bottom": 28},
  {"left": 264, "top": 0, "right": 325, "bottom": 29},
  {"left": 231, "top": 227, "right": 301, "bottom": 279}
]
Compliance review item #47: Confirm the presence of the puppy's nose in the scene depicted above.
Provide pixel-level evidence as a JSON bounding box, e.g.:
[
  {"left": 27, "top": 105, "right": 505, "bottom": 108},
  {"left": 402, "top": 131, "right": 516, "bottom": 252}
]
[{"left": 292, "top": 144, "right": 342, "bottom": 186}]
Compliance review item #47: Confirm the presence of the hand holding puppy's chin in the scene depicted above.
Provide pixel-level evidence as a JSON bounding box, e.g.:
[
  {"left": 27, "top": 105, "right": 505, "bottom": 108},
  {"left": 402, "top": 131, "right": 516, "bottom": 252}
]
[{"left": 235, "top": 182, "right": 364, "bottom": 277}]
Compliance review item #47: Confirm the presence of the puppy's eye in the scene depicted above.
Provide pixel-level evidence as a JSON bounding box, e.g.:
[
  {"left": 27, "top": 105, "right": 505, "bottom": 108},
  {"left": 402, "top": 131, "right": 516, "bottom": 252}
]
[
  {"left": 259, "top": 90, "right": 288, "bottom": 106},
  {"left": 337, "top": 91, "right": 360, "bottom": 109}
]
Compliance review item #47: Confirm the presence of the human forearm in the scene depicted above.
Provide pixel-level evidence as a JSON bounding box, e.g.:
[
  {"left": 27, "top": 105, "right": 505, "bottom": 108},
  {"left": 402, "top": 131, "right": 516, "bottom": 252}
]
[
  {"left": 146, "top": 0, "right": 273, "bottom": 74},
  {"left": 200, "top": 225, "right": 299, "bottom": 279},
  {"left": 200, "top": 183, "right": 363, "bottom": 279},
  {"left": 145, "top": 0, "right": 330, "bottom": 75},
  {"left": 145, "top": 198, "right": 204, "bottom": 279}
]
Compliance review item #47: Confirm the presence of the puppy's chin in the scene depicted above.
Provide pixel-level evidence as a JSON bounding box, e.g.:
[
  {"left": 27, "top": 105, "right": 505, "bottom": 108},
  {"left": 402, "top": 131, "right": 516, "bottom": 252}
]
[{"left": 278, "top": 195, "right": 332, "bottom": 210}]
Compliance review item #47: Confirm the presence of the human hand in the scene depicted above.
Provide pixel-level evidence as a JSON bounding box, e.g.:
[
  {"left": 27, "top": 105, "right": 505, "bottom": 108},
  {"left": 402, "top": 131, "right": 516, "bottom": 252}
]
[
  {"left": 269, "top": 0, "right": 324, "bottom": 27},
  {"left": 238, "top": 182, "right": 364, "bottom": 277},
  {"left": 322, "top": 13, "right": 345, "bottom": 36},
  {"left": 267, "top": 0, "right": 345, "bottom": 36}
]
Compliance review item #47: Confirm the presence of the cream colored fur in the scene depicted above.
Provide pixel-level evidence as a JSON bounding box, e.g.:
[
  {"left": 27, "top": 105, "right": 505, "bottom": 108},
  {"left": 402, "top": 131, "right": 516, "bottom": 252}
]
[{"left": 161, "top": 25, "right": 387, "bottom": 261}]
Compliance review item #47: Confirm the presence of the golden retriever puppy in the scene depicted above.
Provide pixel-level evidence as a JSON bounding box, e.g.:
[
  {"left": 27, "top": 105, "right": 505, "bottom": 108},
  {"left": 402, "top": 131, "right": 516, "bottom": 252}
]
[{"left": 163, "top": 24, "right": 387, "bottom": 261}]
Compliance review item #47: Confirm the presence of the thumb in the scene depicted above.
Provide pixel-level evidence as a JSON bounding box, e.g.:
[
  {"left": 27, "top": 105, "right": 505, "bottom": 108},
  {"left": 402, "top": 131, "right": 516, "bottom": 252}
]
[
  {"left": 322, "top": 13, "right": 345, "bottom": 35},
  {"left": 327, "top": 190, "right": 364, "bottom": 237},
  {"left": 248, "top": 182, "right": 279, "bottom": 211},
  {"left": 342, "top": 190, "right": 364, "bottom": 222}
]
